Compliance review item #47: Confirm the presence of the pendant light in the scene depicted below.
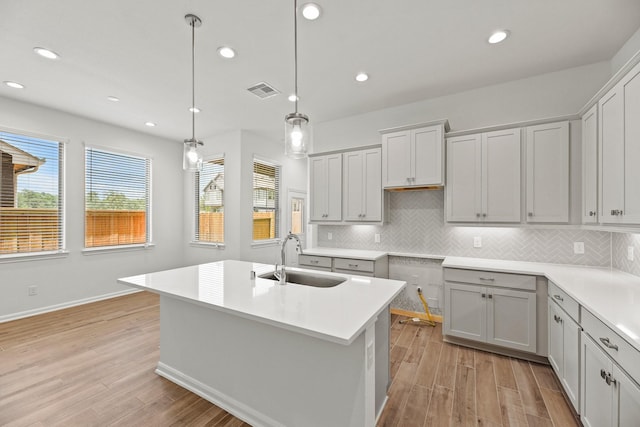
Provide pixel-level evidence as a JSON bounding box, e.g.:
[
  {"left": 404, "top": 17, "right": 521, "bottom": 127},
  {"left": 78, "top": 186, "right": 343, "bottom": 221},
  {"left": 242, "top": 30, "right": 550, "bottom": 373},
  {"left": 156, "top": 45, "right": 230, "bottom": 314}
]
[
  {"left": 284, "top": 0, "right": 309, "bottom": 159},
  {"left": 183, "top": 14, "right": 204, "bottom": 171}
]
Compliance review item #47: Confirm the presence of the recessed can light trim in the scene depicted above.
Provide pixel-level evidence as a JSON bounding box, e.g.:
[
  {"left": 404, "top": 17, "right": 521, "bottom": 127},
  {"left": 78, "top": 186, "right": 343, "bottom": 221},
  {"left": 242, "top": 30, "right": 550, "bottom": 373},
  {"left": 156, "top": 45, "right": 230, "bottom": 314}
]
[
  {"left": 145, "top": 122, "right": 156, "bottom": 127},
  {"left": 288, "top": 94, "right": 299, "bottom": 102},
  {"left": 4, "top": 81, "right": 25, "bottom": 89},
  {"left": 301, "top": 3, "right": 321, "bottom": 20},
  {"left": 189, "top": 107, "right": 201, "bottom": 113},
  {"left": 107, "top": 96, "right": 120, "bottom": 102},
  {"left": 488, "top": 30, "right": 509, "bottom": 44},
  {"left": 33, "top": 47, "right": 60, "bottom": 60},
  {"left": 217, "top": 46, "right": 236, "bottom": 59},
  {"left": 355, "top": 72, "right": 369, "bottom": 82}
]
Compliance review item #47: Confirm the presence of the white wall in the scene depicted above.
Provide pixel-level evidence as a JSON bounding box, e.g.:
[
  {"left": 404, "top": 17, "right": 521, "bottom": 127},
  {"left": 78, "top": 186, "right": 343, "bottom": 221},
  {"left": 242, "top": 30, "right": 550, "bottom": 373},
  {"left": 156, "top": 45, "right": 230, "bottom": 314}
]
[
  {"left": 611, "top": 27, "right": 640, "bottom": 74},
  {"left": 183, "top": 129, "right": 307, "bottom": 267},
  {"left": 0, "top": 96, "right": 185, "bottom": 320},
  {"left": 313, "top": 61, "right": 611, "bottom": 153}
]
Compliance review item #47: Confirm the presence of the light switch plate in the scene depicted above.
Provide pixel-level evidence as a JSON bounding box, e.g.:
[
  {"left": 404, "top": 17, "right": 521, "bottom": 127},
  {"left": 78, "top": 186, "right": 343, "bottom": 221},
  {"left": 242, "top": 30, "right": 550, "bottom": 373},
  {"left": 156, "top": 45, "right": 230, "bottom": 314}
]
[
  {"left": 374, "top": 233, "right": 380, "bottom": 243},
  {"left": 473, "top": 236, "right": 482, "bottom": 248},
  {"left": 327, "top": 232, "right": 332, "bottom": 240},
  {"left": 573, "top": 242, "right": 585, "bottom": 254},
  {"left": 628, "top": 246, "right": 634, "bottom": 261}
]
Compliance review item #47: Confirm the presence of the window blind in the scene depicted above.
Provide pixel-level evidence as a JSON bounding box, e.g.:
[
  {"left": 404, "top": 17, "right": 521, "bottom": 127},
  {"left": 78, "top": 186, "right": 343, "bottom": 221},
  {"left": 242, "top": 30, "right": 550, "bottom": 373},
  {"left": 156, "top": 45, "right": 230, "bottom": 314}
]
[
  {"left": 195, "top": 157, "right": 224, "bottom": 243},
  {"left": 0, "top": 131, "right": 64, "bottom": 255},
  {"left": 252, "top": 159, "right": 280, "bottom": 241},
  {"left": 85, "top": 147, "right": 151, "bottom": 248}
]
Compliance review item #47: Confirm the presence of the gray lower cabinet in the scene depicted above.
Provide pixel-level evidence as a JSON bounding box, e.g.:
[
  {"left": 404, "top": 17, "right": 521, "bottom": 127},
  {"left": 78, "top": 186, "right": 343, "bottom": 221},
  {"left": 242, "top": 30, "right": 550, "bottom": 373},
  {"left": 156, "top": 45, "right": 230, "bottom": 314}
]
[
  {"left": 443, "top": 268, "right": 537, "bottom": 354},
  {"left": 548, "top": 296, "right": 580, "bottom": 412},
  {"left": 298, "top": 254, "right": 389, "bottom": 278}
]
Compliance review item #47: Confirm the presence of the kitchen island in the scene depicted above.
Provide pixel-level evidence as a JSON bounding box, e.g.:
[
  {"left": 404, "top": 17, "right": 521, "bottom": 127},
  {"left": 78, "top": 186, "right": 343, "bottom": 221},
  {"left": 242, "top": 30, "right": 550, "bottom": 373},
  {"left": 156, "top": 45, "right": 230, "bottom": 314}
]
[{"left": 118, "top": 260, "right": 406, "bottom": 427}]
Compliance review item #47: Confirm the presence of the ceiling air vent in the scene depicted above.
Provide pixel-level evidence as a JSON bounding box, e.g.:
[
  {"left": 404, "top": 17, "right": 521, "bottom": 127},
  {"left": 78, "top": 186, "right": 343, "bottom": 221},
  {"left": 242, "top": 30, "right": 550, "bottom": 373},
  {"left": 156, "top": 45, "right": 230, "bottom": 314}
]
[{"left": 247, "top": 82, "right": 280, "bottom": 99}]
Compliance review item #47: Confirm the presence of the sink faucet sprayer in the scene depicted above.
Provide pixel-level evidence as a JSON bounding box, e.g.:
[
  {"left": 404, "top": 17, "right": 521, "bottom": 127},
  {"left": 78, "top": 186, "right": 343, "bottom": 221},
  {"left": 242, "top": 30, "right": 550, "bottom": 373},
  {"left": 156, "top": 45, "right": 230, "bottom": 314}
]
[{"left": 275, "top": 231, "right": 303, "bottom": 285}]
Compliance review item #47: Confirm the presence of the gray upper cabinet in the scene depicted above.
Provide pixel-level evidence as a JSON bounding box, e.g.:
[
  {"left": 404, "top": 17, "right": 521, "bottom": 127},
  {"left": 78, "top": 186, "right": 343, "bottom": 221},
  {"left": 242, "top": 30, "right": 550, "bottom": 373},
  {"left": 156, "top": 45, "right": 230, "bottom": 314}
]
[
  {"left": 309, "top": 153, "right": 342, "bottom": 222},
  {"left": 582, "top": 105, "right": 599, "bottom": 224}
]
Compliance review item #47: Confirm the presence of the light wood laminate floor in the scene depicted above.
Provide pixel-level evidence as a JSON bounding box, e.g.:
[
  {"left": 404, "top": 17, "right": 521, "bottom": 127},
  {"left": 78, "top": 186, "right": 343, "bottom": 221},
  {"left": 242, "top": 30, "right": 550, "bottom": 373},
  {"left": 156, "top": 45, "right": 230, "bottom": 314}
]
[{"left": 0, "top": 292, "right": 579, "bottom": 426}]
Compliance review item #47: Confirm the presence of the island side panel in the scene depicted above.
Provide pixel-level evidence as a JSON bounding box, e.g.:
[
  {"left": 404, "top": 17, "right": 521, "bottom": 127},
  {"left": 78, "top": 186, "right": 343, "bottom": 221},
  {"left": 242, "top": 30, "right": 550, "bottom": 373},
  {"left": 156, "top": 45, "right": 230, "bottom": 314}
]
[
  {"left": 157, "top": 295, "right": 371, "bottom": 427},
  {"left": 375, "top": 305, "right": 390, "bottom": 418}
]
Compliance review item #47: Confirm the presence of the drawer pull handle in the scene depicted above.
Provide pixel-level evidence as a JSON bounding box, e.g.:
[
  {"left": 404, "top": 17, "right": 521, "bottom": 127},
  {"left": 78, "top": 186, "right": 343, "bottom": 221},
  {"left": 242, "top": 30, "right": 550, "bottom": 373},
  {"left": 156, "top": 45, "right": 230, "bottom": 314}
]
[
  {"left": 600, "top": 369, "right": 607, "bottom": 380},
  {"left": 554, "top": 315, "right": 563, "bottom": 323},
  {"left": 605, "top": 373, "right": 617, "bottom": 386},
  {"left": 348, "top": 264, "right": 358, "bottom": 268},
  {"left": 599, "top": 337, "right": 619, "bottom": 351},
  {"left": 310, "top": 260, "right": 319, "bottom": 264},
  {"left": 479, "top": 277, "right": 495, "bottom": 282},
  {"left": 553, "top": 294, "right": 564, "bottom": 302}
]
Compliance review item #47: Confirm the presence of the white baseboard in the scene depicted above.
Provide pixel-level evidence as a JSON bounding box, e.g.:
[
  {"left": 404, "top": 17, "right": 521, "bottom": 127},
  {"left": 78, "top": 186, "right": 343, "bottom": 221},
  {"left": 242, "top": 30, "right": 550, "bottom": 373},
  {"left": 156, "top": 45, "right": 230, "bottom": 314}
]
[
  {"left": 0, "top": 288, "right": 141, "bottom": 323},
  {"left": 376, "top": 395, "right": 389, "bottom": 424},
  {"left": 155, "top": 362, "right": 285, "bottom": 427}
]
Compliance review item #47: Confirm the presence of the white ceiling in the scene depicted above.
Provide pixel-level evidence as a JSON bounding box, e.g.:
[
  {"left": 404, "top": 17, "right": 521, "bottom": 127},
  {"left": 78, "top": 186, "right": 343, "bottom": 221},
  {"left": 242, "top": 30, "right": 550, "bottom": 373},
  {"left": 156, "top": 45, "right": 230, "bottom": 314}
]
[{"left": 1, "top": 0, "right": 640, "bottom": 144}]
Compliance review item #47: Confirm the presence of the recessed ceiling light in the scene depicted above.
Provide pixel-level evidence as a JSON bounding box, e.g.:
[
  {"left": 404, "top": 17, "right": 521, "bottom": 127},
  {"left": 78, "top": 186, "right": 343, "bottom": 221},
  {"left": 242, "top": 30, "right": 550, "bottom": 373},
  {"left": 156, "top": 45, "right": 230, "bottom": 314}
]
[
  {"left": 355, "top": 72, "right": 369, "bottom": 82},
  {"left": 488, "top": 30, "right": 509, "bottom": 44},
  {"left": 4, "top": 81, "right": 25, "bottom": 89},
  {"left": 33, "top": 47, "right": 60, "bottom": 60},
  {"left": 288, "top": 94, "right": 298, "bottom": 102},
  {"left": 301, "top": 3, "right": 321, "bottom": 20},
  {"left": 107, "top": 96, "right": 120, "bottom": 102},
  {"left": 189, "top": 107, "right": 201, "bottom": 113},
  {"left": 145, "top": 122, "right": 156, "bottom": 127},
  {"left": 217, "top": 46, "right": 236, "bottom": 59}
]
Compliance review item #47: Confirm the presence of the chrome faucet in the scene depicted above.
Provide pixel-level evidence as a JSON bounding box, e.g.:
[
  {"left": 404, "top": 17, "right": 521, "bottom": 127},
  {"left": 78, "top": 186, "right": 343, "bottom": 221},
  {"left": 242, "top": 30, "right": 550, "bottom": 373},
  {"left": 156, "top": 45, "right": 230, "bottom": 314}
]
[{"left": 275, "top": 231, "right": 303, "bottom": 285}]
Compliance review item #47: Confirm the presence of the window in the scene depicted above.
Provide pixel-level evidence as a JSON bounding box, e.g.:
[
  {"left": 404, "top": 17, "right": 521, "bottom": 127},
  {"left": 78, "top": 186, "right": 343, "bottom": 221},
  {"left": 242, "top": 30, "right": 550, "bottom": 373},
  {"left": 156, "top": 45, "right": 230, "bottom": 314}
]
[
  {"left": 253, "top": 158, "right": 280, "bottom": 241},
  {"left": 0, "top": 130, "right": 64, "bottom": 256},
  {"left": 85, "top": 147, "right": 151, "bottom": 248},
  {"left": 195, "top": 157, "right": 224, "bottom": 244}
]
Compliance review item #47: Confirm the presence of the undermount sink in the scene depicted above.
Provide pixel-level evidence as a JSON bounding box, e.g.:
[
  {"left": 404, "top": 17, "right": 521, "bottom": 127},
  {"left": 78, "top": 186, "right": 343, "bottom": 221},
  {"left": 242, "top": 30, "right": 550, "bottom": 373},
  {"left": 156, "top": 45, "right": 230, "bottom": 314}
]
[{"left": 259, "top": 270, "right": 346, "bottom": 288}]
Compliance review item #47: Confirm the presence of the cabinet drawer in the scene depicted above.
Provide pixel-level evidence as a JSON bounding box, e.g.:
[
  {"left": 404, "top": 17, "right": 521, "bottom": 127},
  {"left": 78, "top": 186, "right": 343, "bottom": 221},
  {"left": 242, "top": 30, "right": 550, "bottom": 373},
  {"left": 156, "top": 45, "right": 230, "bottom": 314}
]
[
  {"left": 444, "top": 268, "right": 535, "bottom": 291},
  {"left": 333, "top": 258, "right": 374, "bottom": 273},
  {"left": 548, "top": 281, "right": 580, "bottom": 322},
  {"left": 582, "top": 308, "right": 640, "bottom": 382},
  {"left": 298, "top": 255, "right": 332, "bottom": 269}
]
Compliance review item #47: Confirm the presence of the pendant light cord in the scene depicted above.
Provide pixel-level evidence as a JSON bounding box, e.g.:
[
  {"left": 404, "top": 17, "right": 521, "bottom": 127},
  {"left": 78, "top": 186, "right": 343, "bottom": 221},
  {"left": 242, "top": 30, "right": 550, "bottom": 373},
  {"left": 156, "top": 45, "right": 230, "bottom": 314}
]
[
  {"left": 293, "top": 0, "right": 299, "bottom": 114},
  {"left": 191, "top": 18, "right": 196, "bottom": 140}
]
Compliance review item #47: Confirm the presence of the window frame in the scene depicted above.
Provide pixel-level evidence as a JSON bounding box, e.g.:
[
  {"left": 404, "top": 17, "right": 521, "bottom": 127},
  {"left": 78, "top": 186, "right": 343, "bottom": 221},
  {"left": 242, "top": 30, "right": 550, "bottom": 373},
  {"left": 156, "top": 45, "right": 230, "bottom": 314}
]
[
  {"left": 82, "top": 145, "right": 152, "bottom": 253},
  {"left": 0, "top": 126, "right": 67, "bottom": 261},
  {"left": 192, "top": 154, "right": 225, "bottom": 248},
  {"left": 251, "top": 155, "right": 282, "bottom": 246}
]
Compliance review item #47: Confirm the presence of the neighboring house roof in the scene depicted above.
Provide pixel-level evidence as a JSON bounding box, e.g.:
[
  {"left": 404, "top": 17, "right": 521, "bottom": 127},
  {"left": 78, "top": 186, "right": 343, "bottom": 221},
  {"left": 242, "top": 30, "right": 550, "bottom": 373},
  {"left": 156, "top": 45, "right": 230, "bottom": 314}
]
[
  {"left": 204, "top": 173, "right": 224, "bottom": 192},
  {"left": 0, "top": 139, "right": 45, "bottom": 174}
]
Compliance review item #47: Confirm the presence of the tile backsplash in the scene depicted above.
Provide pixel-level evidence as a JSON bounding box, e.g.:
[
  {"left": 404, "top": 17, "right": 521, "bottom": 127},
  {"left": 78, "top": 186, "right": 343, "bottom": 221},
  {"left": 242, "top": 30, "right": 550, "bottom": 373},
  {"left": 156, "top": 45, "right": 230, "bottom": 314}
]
[{"left": 318, "top": 190, "right": 640, "bottom": 314}]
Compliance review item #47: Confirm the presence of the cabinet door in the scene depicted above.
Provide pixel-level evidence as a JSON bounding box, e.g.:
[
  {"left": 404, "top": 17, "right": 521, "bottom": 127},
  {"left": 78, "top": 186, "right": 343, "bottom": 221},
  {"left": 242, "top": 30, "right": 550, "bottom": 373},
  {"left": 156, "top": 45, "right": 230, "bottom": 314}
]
[
  {"left": 599, "top": 85, "right": 624, "bottom": 224},
  {"left": 413, "top": 125, "right": 444, "bottom": 186},
  {"left": 343, "top": 151, "right": 364, "bottom": 221},
  {"left": 483, "top": 129, "right": 521, "bottom": 222},
  {"left": 382, "top": 130, "right": 411, "bottom": 188},
  {"left": 325, "top": 154, "right": 342, "bottom": 221},
  {"left": 446, "top": 134, "right": 482, "bottom": 222},
  {"left": 525, "top": 122, "right": 569, "bottom": 223},
  {"left": 581, "top": 332, "right": 613, "bottom": 427},
  {"left": 622, "top": 63, "right": 640, "bottom": 224},
  {"left": 443, "top": 282, "right": 486, "bottom": 342},
  {"left": 487, "top": 287, "right": 536, "bottom": 353},
  {"left": 362, "top": 148, "right": 382, "bottom": 221},
  {"left": 548, "top": 299, "right": 563, "bottom": 376},
  {"left": 309, "top": 156, "right": 328, "bottom": 221},
  {"left": 562, "top": 311, "right": 581, "bottom": 413},
  {"left": 614, "top": 364, "right": 640, "bottom": 427},
  {"left": 582, "top": 104, "right": 599, "bottom": 223}
]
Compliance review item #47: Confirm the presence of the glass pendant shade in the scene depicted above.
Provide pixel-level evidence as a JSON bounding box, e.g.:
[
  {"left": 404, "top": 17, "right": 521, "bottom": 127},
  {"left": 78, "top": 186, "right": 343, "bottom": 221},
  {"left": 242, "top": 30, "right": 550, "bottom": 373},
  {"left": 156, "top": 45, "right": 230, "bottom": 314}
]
[
  {"left": 183, "top": 139, "right": 203, "bottom": 171},
  {"left": 285, "top": 112, "right": 309, "bottom": 159}
]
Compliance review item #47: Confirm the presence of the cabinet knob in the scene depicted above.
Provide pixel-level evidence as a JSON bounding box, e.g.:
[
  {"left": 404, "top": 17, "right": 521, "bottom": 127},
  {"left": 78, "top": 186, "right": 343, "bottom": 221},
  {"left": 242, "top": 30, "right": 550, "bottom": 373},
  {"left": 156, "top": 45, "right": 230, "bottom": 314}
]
[
  {"left": 528, "top": 212, "right": 534, "bottom": 217},
  {"left": 600, "top": 369, "right": 607, "bottom": 379},
  {"left": 481, "top": 293, "right": 486, "bottom": 298},
  {"left": 589, "top": 210, "right": 596, "bottom": 216},
  {"left": 488, "top": 294, "right": 493, "bottom": 299},
  {"left": 476, "top": 213, "right": 481, "bottom": 218},
  {"left": 482, "top": 213, "right": 487, "bottom": 218}
]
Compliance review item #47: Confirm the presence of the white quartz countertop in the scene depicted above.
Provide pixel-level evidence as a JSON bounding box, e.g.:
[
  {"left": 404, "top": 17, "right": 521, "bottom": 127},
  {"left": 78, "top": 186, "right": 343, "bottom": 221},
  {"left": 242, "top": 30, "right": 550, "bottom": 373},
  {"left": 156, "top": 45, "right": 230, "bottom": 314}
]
[
  {"left": 118, "top": 260, "right": 406, "bottom": 345},
  {"left": 303, "top": 247, "right": 389, "bottom": 260},
  {"left": 442, "top": 257, "right": 640, "bottom": 353}
]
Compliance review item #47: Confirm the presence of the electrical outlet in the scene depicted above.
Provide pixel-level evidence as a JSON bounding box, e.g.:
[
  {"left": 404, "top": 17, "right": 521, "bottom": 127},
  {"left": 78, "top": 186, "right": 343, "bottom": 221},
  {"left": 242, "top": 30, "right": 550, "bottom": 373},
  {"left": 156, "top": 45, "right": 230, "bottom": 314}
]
[
  {"left": 628, "top": 246, "right": 634, "bottom": 261},
  {"left": 473, "top": 236, "right": 482, "bottom": 248},
  {"left": 573, "top": 242, "right": 585, "bottom": 254},
  {"left": 327, "top": 232, "right": 332, "bottom": 240},
  {"left": 374, "top": 233, "right": 380, "bottom": 243},
  {"left": 28, "top": 285, "right": 38, "bottom": 296},
  {"left": 427, "top": 297, "right": 439, "bottom": 309}
]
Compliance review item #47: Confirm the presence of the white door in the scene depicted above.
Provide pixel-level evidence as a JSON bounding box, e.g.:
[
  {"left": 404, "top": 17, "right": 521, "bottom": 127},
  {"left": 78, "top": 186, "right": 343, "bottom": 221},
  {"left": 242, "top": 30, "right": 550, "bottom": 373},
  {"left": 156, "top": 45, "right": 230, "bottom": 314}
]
[
  {"left": 599, "top": 85, "right": 624, "bottom": 224},
  {"left": 622, "top": 63, "right": 640, "bottom": 224},
  {"left": 382, "top": 130, "right": 411, "bottom": 187},
  {"left": 582, "top": 105, "right": 599, "bottom": 223},
  {"left": 363, "top": 148, "right": 382, "bottom": 221},
  {"left": 309, "top": 156, "right": 327, "bottom": 221},
  {"left": 286, "top": 190, "right": 306, "bottom": 266},
  {"left": 487, "top": 287, "right": 536, "bottom": 353},
  {"left": 548, "top": 299, "right": 563, "bottom": 376},
  {"left": 446, "top": 134, "right": 482, "bottom": 222},
  {"left": 581, "top": 332, "right": 613, "bottom": 427},
  {"left": 413, "top": 125, "right": 443, "bottom": 186},
  {"left": 525, "top": 122, "right": 569, "bottom": 223},
  {"left": 483, "top": 129, "right": 521, "bottom": 222},
  {"left": 325, "top": 154, "right": 342, "bottom": 221},
  {"left": 443, "top": 282, "right": 486, "bottom": 342},
  {"left": 343, "top": 151, "right": 364, "bottom": 221},
  {"left": 562, "top": 313, "right": 581, "bottom": 412}
]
